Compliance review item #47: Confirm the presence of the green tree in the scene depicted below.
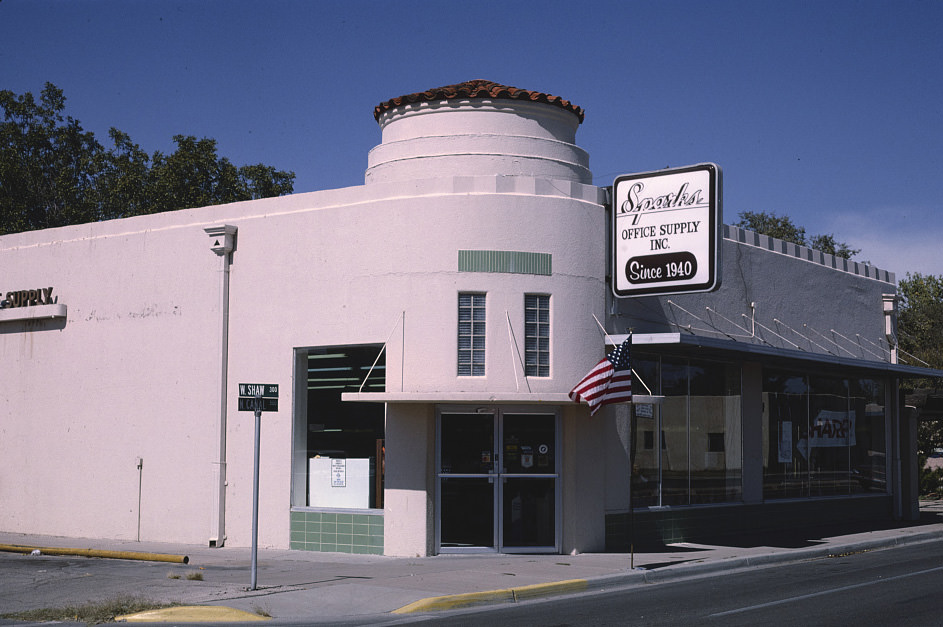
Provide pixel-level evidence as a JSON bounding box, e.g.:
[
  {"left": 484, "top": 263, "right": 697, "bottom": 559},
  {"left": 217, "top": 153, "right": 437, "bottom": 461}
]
[
  {"left": 734, "top": 210, "right": 807, "bottom": 245},
  {"left": 809, "top": 233, "right": 860, "bottom": 259},
  {"left": 898, "top": 273, "right": 943, "bottom": 371},
  {"left": 898, "top": 273, "right": 943, "bottom": 495},
  {"left": 0, "top": 83, "right": 104, "bottom": 233},
  {"left": 144, "top": 136, "right": 295, "bottom": 215},
  {"left": 96, "top": 128, "right": 151, "bottom": 220},
  {"left": 734, "top": 211, "right": 860, "bottom": 259},
  {"left": 1, "top": 82, "right": 295, "bottom": 235}
]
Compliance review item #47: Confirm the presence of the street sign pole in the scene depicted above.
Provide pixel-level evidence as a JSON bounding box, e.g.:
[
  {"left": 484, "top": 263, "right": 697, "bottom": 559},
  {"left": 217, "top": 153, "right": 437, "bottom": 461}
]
[
  {"left": 250, "top": 394, "right": 261, "bottom": 591},
  {"left": 236, "top": 383, "right": 277, "bottom": 591}
]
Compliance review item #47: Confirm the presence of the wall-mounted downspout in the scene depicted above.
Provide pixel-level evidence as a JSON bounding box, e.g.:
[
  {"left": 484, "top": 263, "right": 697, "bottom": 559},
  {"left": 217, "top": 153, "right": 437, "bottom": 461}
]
[
  {"left": 883, "top": 293, "right": 902, "bottom": 520},
  {"left": 205, "top": 225, "right": 237, "bottom": 547},
  {"left": 883, "top": 294, "right": 899, "bottom": 365}
]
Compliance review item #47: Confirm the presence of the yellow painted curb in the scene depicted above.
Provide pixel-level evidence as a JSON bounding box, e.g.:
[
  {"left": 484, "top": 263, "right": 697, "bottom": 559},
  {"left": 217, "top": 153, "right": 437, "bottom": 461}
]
[
  {"left": 511, "top": 578, "right": 589, "bottom": 601},
  {"left": 0, "top": 543, "right": 189, "bottom": 564},
  {"left": 392, "top": 578, "right": 588, "bottom": 614},
  {"left": 116, "top": 606, "right": 270, "bottom": 622}
]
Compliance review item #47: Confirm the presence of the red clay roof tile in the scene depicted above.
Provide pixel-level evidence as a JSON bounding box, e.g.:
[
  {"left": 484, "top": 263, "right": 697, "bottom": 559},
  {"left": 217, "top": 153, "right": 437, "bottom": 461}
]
[{"left": 374, "top": 79, "right": 585, "bottom": 123}]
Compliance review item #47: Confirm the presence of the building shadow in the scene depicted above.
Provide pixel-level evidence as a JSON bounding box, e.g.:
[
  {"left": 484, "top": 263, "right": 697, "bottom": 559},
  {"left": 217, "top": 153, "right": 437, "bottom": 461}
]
[{"left": 607, "top": 500, "right": 943, "bottom": 552}]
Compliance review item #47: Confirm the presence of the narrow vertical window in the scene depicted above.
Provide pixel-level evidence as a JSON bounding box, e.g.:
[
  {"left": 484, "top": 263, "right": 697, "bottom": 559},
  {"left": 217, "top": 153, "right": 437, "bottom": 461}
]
[
  {"left": 524, "top": 294, "right": 550, "bottom": 377},
  {"left": 458, "top": 293, "right": 486, "bottom": 376}
]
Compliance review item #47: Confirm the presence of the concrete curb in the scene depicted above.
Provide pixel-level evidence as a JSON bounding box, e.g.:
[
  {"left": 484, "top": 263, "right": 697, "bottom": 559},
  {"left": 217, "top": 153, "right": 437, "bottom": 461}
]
[
  {"left": 0, "top": 543, "right": 190, "bottom": 564},
  {"left": 392, "top": 579, "right": 589, "bottom": 614},
  {"left": 391, "top": 528, "right": 943, "bottom": 615},
  {"left": 116, "top": 606, "right": 270, "bottom": 623}
]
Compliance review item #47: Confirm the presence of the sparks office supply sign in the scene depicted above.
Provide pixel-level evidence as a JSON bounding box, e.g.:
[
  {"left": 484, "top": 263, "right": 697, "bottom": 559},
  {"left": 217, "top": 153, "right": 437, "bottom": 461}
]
[{"left": 613, "top": 163, "right": 722, "bottom": 297}]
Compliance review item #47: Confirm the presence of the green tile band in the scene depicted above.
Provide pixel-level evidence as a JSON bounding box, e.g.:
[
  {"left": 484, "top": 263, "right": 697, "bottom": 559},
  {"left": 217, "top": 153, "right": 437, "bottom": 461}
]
[
  {"left": 459, "top": 250, "right": 551, "bottom": 275},
  {"left": 290, "top": 511, "right": 383, "bottom": 555}
]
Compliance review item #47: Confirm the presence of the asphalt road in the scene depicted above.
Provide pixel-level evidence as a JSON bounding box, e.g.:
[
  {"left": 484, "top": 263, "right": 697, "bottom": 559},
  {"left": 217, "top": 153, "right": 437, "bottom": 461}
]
[
  {"left": 2, "top": 531, "right": 942, "bottom": 626},
  {"left": 397, "top": 539, "right": 943, "bottom": 627}
]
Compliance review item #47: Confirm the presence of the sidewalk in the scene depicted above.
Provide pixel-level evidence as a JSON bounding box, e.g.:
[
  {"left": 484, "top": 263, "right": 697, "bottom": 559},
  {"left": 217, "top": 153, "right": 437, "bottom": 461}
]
[{"left": 2, "top": 502, "right": 942, "bottom": 623}]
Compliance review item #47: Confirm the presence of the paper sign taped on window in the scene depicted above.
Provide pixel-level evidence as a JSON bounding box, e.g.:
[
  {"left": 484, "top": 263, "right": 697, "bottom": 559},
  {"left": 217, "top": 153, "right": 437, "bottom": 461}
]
[{"left": 331, "top": 458, "right": 346, "bottom": 487}]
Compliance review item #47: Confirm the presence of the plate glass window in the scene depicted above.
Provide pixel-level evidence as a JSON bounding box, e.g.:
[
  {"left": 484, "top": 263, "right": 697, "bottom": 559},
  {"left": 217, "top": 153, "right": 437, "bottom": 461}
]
[
  {"left": 762, "top": 370, "right": 887, "bottom": 499},
  {"left": 630, "top": 353, "right": 742, "bottom": 508},
  {"left": 524, "top": 294, "right": 550, "bottom": 377},
  {"left": 291, "top": 345, "right": 385, "bottom": 510},
  {"left": 458, "top": 293, "right": 486, "bottom": 376}
]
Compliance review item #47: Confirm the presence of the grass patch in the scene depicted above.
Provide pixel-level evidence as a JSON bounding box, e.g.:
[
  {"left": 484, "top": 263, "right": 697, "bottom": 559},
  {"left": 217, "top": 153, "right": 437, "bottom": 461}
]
[
  {"left": 185, "top": 571, "right": 204, "bottom": 581},
  {"left": 252, "top": 603, "right": 272, "bottom": 618},
  {"left": 0, "top": 596, "right": 179, "bottom": 625}
]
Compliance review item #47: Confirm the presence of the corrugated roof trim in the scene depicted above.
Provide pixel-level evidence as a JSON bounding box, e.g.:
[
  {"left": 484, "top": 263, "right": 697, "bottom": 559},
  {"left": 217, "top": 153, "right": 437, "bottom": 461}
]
[
  {"left": 723, "top": 225, "right": 895, "bottom": 284},
  {"left": 374, "top": 79, "right": 585, "bottom": 123}
]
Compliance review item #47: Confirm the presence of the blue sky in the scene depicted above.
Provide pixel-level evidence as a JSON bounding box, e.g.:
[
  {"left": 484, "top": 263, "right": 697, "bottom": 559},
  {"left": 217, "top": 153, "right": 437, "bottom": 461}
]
[{"left": 2, "top": 0, "right": 940, "bottom": 277}]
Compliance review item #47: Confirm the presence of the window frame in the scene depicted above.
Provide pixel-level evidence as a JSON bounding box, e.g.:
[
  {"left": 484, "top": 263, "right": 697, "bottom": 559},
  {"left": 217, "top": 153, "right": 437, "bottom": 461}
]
[
  {"left": 524, "top": 293, "right": 551, "bottom": 378},
  {"left": 630, "top": 352, "right": 743, "bottom": 508},
  {"left": 290, "top": 344, "right": 386, "bottom": 512},
  {"left": 458, "top": 292, "right": 487, "bottom": 377}
]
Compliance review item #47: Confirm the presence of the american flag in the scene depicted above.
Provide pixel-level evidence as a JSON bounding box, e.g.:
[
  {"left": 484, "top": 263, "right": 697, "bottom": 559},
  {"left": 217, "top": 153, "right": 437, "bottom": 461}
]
[{"left": 568, "top": 336, "right": 632, "bottom": 416}]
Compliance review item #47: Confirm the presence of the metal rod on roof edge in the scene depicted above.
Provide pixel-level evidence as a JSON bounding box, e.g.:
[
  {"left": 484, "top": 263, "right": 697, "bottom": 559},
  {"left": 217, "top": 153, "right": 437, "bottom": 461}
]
[
  {"left": 358, "top": 311, "right": 403, "bottom": 394},
  {"left": 592, "top": 313, "right": 615, "bottom": 345}
]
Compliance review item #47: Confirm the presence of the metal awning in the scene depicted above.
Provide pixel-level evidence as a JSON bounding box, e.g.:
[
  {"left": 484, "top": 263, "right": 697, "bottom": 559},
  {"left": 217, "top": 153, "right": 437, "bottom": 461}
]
[
  {"left": 611, "top": 332, "right": 943, "bottom": 379},
  {"left": 341, "top": 333, "right": 940, "bottom": 407},
  {"left": 341, "top": 392, "right": 664, "bottom": 405}
]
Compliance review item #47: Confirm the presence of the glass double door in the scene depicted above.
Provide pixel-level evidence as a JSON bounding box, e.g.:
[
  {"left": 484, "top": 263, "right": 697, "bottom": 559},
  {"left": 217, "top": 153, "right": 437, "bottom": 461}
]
[{"left": 437, "top": 409, "right": 559, "bottom": 553}]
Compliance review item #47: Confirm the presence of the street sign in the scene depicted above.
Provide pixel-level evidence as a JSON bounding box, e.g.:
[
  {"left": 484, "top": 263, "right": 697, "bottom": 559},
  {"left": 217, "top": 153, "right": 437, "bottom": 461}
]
[
  {"left": 238, "top": 383, "right": 279, "bottom": 412},
  {"left": 237, "top": 397, "right": 279, "bottom": 412},
  {"left": 238, "top": 383, "right": 279, "bottom": 398}
]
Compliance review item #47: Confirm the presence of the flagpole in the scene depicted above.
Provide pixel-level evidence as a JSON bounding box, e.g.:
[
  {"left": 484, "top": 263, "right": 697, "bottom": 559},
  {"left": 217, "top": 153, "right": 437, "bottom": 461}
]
[
  {"left": 630, "top": 472, "right": 635, "bottom": 569},
  {"left": 629, "top": 398, "right": 635, "bottom": 570},
  {"left": 580, "top": 320, "right": 642, "bottom": 566},
  {"left": 593, "top": 316, "right": 638, "bottom": 565}
]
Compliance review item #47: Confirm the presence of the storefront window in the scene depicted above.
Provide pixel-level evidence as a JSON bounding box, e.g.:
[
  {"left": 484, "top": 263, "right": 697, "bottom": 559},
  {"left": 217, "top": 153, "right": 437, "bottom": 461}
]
[
  {"left": 292, "top": 345, "right": 385, "bottom": 510},
  {"left": 631, "top": 353, "right": 742, "bottom": 507},
  {"left": 689, "top": 359, "right": 742, "bottom": 503},
  {"left": 630, "top": 354, "right": 660, "bottom": 507},
  {"left": 661, "top": 358, "right": 689, "bottom": 506},
  {"left": 763, "top": 372, "right": 810, "bottom": 498},
  {"left": 763, "top": 370, "right": 887, "bottom": 499},
  {"left": 850, "top": 378, "right": 887, "bottom": 493},
  {"left": 809, "top": 377, "right": 851, "bottom": 496}
]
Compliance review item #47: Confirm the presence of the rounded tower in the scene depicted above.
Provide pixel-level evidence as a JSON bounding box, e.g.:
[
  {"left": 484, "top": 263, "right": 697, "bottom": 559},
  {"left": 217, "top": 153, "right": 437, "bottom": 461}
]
[{"left": 366, "top": 79, "right": 591, "bottom": 184}]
